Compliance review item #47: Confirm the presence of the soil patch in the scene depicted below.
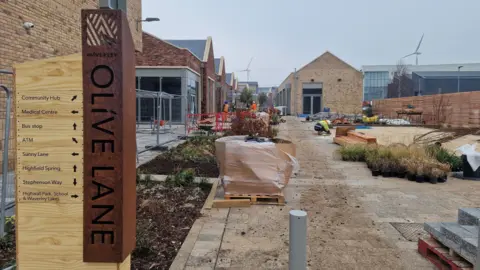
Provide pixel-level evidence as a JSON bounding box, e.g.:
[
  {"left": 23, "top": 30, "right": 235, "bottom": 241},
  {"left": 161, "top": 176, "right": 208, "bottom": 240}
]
[
  {"left": 137, "top": 136, "right": 219, "bottom": 178},
  {"left": 132, "top": 181, "right": 211, "bottom": 270},
  {"left": 139, "top": 156, "right": 219, "bottom": 177}
]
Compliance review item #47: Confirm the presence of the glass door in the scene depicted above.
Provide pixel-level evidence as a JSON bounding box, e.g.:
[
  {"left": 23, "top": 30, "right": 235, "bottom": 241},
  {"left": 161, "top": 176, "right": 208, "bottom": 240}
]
[
  {"left": 303, "top": 96, "right": 311, "bottom": 115},
  {"left": 313, "top": 96, "right": 321, "bottom": 114}
]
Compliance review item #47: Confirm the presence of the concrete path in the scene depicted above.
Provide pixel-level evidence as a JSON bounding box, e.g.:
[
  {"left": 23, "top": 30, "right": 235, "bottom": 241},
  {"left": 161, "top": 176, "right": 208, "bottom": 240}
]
[{"left": 173, "top": 117, "right": 480, "bottom": 270}]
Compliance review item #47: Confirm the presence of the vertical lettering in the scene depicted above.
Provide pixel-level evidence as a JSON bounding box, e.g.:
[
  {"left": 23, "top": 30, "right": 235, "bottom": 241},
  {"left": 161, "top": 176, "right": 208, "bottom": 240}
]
[
  {"left": 91, "top": 231, "right": 115, "bottom": 244},
  {"left": 92, "top": 140, "right": 114, "bottom": 153}
]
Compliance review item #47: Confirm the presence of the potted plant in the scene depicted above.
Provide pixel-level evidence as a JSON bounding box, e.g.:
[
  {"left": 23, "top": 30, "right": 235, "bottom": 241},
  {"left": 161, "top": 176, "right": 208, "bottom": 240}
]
[
  {"left": 396, "top": 163, "right": 407, "bottom": 178},
  {"left": 406, "top": 159, "right": 417, "bottom": 181},
  {"left": 438, "top": 171, "right": 448, "bottom": 183},
  {"left": 371, "top": 158, "right": 381, "bottom": 177},
  {"left": 415, "top": 164, "right": 426, "bottom": 183},
  {"left": 365, "top": 145, "right": 378, "bottom": 170},
  {"left": 381, "top": 159, "right": 392, "bottom": 177},
  {"left": 429, "top": 168, "right": 443, "bottom": 184}
]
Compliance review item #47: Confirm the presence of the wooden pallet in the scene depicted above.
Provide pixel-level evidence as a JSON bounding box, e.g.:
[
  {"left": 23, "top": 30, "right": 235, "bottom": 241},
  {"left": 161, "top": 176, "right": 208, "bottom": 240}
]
[
  {"left": 418, "top": 237, "right": 473, "bottom": 270},
  {"left": 224, "top": 193, "right": 285, "bottom": 205}
]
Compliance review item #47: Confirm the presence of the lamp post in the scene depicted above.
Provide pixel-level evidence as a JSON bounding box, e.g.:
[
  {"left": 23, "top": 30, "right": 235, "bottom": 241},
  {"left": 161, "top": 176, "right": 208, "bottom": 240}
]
[
  {"left": 457, "top": 65, "right": 463, "bottom": 93},
  {"left": 136, "top": 17, "right": 160, "bottom": 31}
]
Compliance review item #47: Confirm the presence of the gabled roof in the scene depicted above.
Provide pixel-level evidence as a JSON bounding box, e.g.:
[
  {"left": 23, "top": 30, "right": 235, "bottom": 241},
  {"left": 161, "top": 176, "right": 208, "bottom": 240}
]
[
  {"left": 138, "top": 32, "right": 201, "bottom": 67},
  {"left": 214, "top": 58, "right": 221, "bottom": 74},
  {"left": 225, "top": 73, "right": 233, "bottom": 85},
  {"left": 165, "top": 39, "right": 207, "bottom": 60},
  {"left": 297, "top": 51, "right": 361, "bottom": 74}
]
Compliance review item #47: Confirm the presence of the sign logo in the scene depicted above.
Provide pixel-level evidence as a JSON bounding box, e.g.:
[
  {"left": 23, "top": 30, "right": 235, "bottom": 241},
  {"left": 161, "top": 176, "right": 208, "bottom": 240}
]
[{"left": 85, "top": 13, "right": 118, "bottom": 47}]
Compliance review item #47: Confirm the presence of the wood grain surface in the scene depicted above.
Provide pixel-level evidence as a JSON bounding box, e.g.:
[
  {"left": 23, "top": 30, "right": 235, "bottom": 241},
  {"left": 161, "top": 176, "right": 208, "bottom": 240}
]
[{"left": 15, "top": 31, "right": 130, "bottom": 269}]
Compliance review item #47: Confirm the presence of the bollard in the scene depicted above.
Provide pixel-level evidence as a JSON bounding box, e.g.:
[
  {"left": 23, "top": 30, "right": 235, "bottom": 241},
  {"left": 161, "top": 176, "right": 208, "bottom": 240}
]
[{"left": 289, "top": 210, "right": 307, "bottom": 270}]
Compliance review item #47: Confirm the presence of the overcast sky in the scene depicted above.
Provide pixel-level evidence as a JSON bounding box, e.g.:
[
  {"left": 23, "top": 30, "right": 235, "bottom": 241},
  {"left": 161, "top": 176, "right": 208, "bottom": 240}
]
[{"left": 142, "top": 0, "right": 480, "bottom": 86}]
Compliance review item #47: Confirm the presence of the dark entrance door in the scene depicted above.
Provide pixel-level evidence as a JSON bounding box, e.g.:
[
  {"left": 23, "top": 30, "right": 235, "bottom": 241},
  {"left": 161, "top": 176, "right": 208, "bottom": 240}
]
[
  {"left": 303, "top": 96, "right": 311, "bottom": 115},
  {"left": 313, "top": 96, "right": 321, "bottom": 114}
]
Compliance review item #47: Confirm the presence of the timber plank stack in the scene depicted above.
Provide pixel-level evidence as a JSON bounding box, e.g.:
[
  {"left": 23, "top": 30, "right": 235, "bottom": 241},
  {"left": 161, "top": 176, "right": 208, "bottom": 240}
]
[{"left": 333, "top": 127, "right": 377, "bottom": 146}]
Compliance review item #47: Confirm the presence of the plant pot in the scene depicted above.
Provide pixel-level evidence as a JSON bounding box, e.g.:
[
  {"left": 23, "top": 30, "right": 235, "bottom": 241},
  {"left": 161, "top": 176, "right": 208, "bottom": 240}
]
[
  {"left": 415, "top": 175, "right": 425, "bottom": 183},
  {"left": 424, "top": 175, "right": 430, "bottom": 182},
  {"left": 397, "top": 172, "right": 406, "bottom": 179},
  {"left": 429, "top": 177, "right": 438, "bottom": 184},
  {"left": 367, "top": 163, "right": 372, "bottom": 169},
  {"left": 372, "top": 170, "right": 381, "bottom": 177},
  {"left": 406, "top": 173, "right": 415, "bottom": 181},
  {"left": 382, "top": 171, "right": 392, "bottom": 178},
  {"left": 438, "top": 175, "right": 447, "bottom": 183}
]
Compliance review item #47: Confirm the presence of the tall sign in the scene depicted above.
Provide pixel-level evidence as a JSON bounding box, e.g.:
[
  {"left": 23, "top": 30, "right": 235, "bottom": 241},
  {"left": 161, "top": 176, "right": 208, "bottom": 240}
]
[
  {"left": 81, "top": 9, "right": 136, "bottom": 262},
  {"left": 14, "top": 8, "right": 135, "bottom": 269}
]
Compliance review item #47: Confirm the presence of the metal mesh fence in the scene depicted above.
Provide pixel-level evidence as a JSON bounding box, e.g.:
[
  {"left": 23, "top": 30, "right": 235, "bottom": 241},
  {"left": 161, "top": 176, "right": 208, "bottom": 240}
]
[{"left": 0, "top": 68, "right": 15, "bottom": 236}]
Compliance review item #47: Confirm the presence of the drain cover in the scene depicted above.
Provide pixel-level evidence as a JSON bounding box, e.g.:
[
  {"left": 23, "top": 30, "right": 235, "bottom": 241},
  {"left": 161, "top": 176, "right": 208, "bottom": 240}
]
[{"left": 390, "top": 223, "right": 429, "bottom": 242}]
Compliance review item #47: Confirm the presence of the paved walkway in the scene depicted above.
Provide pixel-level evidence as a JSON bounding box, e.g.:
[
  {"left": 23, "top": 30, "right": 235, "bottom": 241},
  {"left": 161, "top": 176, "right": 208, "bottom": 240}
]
[{"left": 172, "top": 117, "right": 480, "bottom": 270}]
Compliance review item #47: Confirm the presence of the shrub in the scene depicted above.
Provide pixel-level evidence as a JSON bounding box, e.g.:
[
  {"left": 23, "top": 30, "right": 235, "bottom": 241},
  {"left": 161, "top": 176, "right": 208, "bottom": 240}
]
[
  {"left": 401, "top": 158, "right": 417, "bottom": 175},
  {"left": 230, "top": 111, "right": 277, "bottom": 138},
  {"left": 425, "top": 145, "right": 462, "bottom": 172},
  {"left": 339, "top": 144, "right": 367, "bottom": 161},
  {"left": 271, "top": 114, "right": 280, "bottom": 125},
  {"left": 166, "top": 169, "right": 195, "bottom": 187}
]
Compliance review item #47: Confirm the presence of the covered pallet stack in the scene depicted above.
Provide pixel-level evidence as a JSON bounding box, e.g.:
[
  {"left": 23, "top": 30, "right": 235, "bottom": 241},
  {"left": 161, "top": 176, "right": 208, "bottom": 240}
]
[{"left": 215, "top": 136, "right": 297, "bottom": 205}]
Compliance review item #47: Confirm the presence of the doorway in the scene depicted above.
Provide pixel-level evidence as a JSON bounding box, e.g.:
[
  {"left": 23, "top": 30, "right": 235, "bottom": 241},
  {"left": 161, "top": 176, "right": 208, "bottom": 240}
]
[
  {"left": 302, "top": 84, "right": 322, "bottom": 115},
  {"left": 302, "top": 95, "right": 322, "bottom": 115}
]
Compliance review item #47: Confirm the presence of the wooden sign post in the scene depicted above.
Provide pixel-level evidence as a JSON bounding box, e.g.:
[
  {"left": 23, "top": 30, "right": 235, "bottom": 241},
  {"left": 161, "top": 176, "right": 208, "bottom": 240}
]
[{"left": 14, "top": 9, "right": 136, "bottom": 270}]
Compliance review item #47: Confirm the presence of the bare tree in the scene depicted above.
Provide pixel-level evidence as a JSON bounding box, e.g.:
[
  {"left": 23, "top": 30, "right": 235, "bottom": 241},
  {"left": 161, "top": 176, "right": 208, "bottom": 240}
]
[
  {"left": 431, "top": 94, "right": 451, "bottom": 126},
  {"left": 387, "top": 60, "right": 414, "bottom": 98},
  {"left": 392, "top": 60, "right": 410, "bottom": 98}
]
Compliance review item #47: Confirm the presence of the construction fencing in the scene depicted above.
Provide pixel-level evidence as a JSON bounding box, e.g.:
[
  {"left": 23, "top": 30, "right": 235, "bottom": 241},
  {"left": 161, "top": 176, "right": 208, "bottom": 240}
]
[
  {"left": 185, "top": 111, "right": 262, "bottom": 135},
  {"left": 0, "top": 69, "right": 14, "bottom": 237}
]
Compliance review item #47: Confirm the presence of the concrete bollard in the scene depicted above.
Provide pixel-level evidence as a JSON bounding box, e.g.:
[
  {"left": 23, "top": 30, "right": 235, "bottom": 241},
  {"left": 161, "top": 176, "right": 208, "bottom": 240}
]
[
  {"left": 289, "top": 210, "right": 307, "bottom": 270},
  {"left": 476, "top": 220, "right": 480, "bottom": 270}
]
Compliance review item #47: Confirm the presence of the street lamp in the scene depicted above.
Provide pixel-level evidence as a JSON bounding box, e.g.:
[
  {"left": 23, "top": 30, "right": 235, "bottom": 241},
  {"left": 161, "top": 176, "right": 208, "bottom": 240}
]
[
  {"left": 136, "top": 17, "right": 160, "bottom": 31},
  {"left": 457, "top": 65, "right": 463, "bottom": 93}
]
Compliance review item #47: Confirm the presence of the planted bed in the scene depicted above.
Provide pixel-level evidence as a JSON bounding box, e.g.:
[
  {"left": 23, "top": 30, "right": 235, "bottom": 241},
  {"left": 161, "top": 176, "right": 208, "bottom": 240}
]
[
  {"left": 137, "top": 136, "right": 220, "bottom": 177},
  {"left": 132, "top": 173, "right": 211, "bottom": 269},
  {"left": 0, "top": 217, "right": 15, "bottom": 269}
]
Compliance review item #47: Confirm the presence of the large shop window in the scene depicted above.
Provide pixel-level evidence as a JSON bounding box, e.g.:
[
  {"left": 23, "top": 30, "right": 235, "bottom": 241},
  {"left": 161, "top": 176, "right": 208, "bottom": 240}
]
[{"left": 162, "top": 77, "right": 182, "bottom": 122}]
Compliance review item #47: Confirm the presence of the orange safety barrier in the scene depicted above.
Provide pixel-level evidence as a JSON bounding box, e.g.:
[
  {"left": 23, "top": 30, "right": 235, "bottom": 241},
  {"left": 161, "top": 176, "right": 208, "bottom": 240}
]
[
  {"left": 186, "top": 112, "right": 235, "bottom": 134},
  {"left": 153, "top": 119, "right": 166, "bottom": 127}
]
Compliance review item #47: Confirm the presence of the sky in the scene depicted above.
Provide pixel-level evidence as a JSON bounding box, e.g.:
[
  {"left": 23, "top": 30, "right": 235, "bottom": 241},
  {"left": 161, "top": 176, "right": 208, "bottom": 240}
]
[{"left": 142, "top": 0, "right": 480, "bottom": 87}]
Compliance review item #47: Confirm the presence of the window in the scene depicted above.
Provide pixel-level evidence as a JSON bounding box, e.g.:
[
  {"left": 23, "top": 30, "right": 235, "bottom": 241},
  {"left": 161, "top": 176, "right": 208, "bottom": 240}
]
[
  {"left": 363, "top": 71, "right": 390, "bottom": 100},
  {"left": 106, "top": 0, "right": 127, "bottom": 12}
]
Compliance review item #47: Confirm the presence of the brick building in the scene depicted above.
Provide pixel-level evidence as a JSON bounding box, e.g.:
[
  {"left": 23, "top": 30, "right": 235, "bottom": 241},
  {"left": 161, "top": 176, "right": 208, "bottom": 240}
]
[
  {"left": 166, "top": 37, "right": 217, "bottom": 115},
  {"left": 214, "top": 57, "right": 231, "bottom": 112},
  {"left": 0, "top": 0, "right": 142, "bottom": 71},
  {"left": 135, "top": 32, "right": 202, "bottom": 123},
  {"left": 276, "top": 51, "right": 363, "bottom": 115},
  {"left": 225, "top": 72, "right": 237, "bottom": 103},
  {"left": 0, "top": 0, "right": 142, "bottom": 171}
]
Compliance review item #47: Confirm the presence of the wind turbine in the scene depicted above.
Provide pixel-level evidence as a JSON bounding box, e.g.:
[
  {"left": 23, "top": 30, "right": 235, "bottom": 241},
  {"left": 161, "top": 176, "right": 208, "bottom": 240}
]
[
  {"left": 402, "top": 34, "right": 424, "bottom": 65},
  {"left": 238, "top": 57, "right": 254, "bottom": 81}
]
